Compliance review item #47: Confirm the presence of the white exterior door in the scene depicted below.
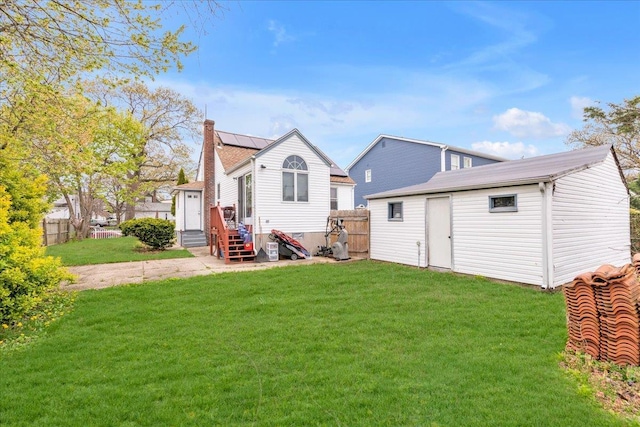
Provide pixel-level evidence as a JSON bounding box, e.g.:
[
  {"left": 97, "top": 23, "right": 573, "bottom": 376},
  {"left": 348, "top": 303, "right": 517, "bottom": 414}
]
[
  {"left": 184, "top": 191, "right": 201, "bottom": 230},
  {"left": 427, "top": 197, "right": 451, "bottom": 268}
]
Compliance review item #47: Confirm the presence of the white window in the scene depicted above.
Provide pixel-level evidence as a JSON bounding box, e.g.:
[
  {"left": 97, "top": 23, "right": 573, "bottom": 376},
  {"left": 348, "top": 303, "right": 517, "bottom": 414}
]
[
  {"left": 330, "top": 187, "right": 338, "bottom": 210},
  {"left": 451, "top": 154, "right": 460, "bottom": 170},
  {"left": 388, "top": 202, "right": 403, "bottom": 221},
  {"left": 489, "top": 194, "right": 518, "bottom": 212},
  {"left": 464, "top": 157, "right": 472, "bottom": 168},
  {"left": 282, "top": 155, "right": 308, "bottom": 202},
  {"left": 365, "top": 169, "right": 372, "bottom": 183}
]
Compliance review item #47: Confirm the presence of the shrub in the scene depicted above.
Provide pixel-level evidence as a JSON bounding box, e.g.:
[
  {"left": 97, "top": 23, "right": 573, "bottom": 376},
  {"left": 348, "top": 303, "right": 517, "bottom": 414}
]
[
  {"left": 0, "top": 153, "right": 72, "bottom": 324},
  {"left": 119, "top": 218, "right": 175, "bottom": 250}
]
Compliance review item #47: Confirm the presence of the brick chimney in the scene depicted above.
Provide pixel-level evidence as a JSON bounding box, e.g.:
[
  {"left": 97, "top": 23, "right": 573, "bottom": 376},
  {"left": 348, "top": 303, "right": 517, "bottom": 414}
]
[{"left": 203, "top": 119, "right": 215, "bottom": 244}]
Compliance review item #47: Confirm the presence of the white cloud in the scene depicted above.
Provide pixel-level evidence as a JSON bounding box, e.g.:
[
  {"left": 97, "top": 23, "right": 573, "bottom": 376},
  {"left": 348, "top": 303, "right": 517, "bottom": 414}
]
[
  {"left": 471, "top": 140, "right": 538, "bottom": 159},
  {"left": 267, "top": 20, "right": 295, "bottom": 47},
  {"left": 569, "top": 96, "right": 593, "bottom": 119},
  {"left": 493, "top": 108, "right": 571, "bottom": 139}
]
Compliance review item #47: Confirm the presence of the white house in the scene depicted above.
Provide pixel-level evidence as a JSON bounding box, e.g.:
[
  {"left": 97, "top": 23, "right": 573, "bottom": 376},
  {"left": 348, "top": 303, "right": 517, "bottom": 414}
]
[
  {"left": 173, "top": 120, "right": 355, "bottom": 253},
  {"left": 366, "top": 145, "right": 630, "bottom": 289}
]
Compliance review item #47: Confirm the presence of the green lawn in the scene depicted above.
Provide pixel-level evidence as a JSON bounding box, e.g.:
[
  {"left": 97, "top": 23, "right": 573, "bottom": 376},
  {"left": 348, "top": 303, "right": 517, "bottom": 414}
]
[
  {"left": 0, "top": 261, "right": 629, "bottom": 426},
  {"left": 45, "top": 236, "right": 194, "bottom": 266}
]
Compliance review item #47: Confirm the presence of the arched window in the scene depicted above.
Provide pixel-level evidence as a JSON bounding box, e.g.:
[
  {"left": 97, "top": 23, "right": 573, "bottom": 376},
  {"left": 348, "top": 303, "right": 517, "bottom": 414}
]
[{"left": 282, "top": 155, "right": 309, "bottom": 202}]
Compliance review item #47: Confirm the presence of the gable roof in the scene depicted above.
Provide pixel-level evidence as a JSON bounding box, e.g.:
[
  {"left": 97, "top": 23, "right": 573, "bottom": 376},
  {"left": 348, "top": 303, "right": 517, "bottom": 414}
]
[
  {"left": 366, "top": 144, "right": 622, "bottom": 200},
  {"left": 173, "top": 181, "right": 204, "bottom": 191},
  {"left": 215, "top": 128, "right": 351, "bottom": 179},
  {"left": 345, "top": 134, "right": 506, "bottom": 172}
]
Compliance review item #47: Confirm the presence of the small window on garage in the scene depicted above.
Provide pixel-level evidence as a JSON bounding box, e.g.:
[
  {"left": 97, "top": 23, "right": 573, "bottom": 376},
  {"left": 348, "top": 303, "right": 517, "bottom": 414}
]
[
  {"left": 388, "top": 202, "right": 403, "bottom": 220},
  {"left": 489, "top": 194, "right": 517, "bottom": 212}
]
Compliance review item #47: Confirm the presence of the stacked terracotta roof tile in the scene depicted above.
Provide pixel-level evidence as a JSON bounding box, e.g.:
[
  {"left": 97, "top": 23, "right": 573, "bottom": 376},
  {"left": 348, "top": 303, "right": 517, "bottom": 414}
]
[{"left": 564, "top": 262, "right": 640, "bottom": 366}]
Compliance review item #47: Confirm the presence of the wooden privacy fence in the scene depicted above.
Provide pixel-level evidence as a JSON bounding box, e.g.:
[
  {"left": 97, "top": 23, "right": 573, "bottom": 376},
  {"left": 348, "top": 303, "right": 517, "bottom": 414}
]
[
  {"left": 42, "top": 219, "right": 74, "bottom": 246},
  {"left": 328, "top": 209, "right": 369, "bottom": 258}
]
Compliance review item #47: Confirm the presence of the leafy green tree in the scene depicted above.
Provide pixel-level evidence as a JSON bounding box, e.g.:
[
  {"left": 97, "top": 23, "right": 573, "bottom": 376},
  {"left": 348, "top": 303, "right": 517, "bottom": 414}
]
[
  {"left": 567, "top": 95, "right": 640, "bottom": 172},
  {"left": 171, "top": 168, "right": 189, "bottom": 216},
  {"left": 0, "top": 0, "right": 220, "bottom": 327},
  {"left": 85, "top": 81, "right": 199, "bottom": 219}
]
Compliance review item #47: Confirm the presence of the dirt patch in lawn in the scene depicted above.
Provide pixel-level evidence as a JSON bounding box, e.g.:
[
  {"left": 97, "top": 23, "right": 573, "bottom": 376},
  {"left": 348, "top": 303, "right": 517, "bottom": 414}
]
[{"left": 561, "top": 350, "right": 640, "bottom": 423}]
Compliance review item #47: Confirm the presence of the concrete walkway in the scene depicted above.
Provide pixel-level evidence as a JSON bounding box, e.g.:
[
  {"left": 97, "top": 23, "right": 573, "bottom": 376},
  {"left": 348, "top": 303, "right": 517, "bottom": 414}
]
[{"left": 63, "top": 246, "right": 335, "bottom": 291}]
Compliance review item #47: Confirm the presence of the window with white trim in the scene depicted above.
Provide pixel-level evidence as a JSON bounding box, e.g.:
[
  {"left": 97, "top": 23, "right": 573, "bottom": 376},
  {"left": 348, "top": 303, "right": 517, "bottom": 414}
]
[
  {"left": 388, "top": 202, "right": 403, "bottom": 220},
  {"left": 282, "top": 155, "right": 308, "bottom": 202},
  {"left": 330, "top": 187, "right": 338, "bottom": 210},
  {"left": 451, "top": 154, "right": 460, "bottom": 170},
  {"left": 463, "top": 157, "right": 472, "bottom": 168},
  {"left": 489, "top": 194, "right": 517, "bottom": 212},
  {"left": 365, "top": 169, "right": 372, "bottom": 183}
]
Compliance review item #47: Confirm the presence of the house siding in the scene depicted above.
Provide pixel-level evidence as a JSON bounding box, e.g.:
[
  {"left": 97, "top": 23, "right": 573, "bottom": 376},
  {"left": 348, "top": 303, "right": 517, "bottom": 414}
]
[
  {"left": 334, "top": 183, "right": 354, "bottom": 211},
  {"left": 552, "top": 153, "right": 630, "bottom": 286},
  {"left": 452, "top": 185, "right": 544, "bottom": 286},
  {"left": 350, "top": 138, "right": 443, "bottom": 207},
  {"left": 254, "top": 134, "right": 330, "bottom": 246},
  {"left": 446, "top": 149, "right": 502, "bottom": 170},
  {"left": 369, "top": 196, "right": 426, "bottom": 267},
  {"left": 216, "top": 155, "right": 244, "bottom": 208}
]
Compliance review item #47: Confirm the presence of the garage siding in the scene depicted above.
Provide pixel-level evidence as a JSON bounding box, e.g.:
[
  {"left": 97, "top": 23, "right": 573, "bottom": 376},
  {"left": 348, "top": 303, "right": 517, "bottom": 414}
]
[
  {"left": 369, "top": 196, "right": 426, "bottom": 267},
  {"left": 552, "top": 153, "right": 630, "bottom": 286},
  {"left": 452, "top": 185, "right": 544, "bottom": 286}
]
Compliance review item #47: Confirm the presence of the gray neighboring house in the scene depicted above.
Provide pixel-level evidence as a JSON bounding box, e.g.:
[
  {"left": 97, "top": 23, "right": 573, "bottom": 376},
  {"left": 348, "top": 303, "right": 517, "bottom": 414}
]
[
  {"left": 366, "top": 145, "right": 630, "bottom": 289},
  {"left": 345, "top": 135, "right": 505, "bottom": 208}
]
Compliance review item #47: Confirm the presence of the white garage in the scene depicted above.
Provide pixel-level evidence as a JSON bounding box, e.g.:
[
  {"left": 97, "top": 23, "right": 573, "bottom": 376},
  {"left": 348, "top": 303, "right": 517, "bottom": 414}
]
[{"left": 366, "top": 145, "right": 630, "bottom": 289}]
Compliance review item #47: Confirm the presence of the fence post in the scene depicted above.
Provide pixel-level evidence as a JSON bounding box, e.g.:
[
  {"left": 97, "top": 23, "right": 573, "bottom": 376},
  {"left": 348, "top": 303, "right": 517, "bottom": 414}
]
[{"left": 42, "top": 218, "right": 48, "bottom": 246}]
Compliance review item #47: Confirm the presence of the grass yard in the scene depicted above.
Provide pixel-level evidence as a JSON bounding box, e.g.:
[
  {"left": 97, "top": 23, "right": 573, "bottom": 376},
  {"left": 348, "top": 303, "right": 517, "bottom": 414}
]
[
  {"left": 45, "top": 236, "right": 194, "bottom": 266},
  {"left": 0, "top": 261, "right": 631, "bottom": 426}
]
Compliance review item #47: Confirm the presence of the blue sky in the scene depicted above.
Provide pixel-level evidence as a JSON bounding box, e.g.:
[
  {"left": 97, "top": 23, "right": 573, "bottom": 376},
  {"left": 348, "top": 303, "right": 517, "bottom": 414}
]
[{"left": 156, "top": 1, "right": 640, "bottom": 169}]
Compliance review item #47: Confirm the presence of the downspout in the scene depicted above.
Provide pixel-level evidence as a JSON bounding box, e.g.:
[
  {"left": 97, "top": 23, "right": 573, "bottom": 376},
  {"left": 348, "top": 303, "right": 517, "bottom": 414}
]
[
  {"left": 540, "top": 182, "right": 554, "bottom": 289},
  {"left": 250, "top": 155, "right": 257, "bottom": 250},
  {"left": 440, "top": 146, "right": 448, "bottom": 172}
]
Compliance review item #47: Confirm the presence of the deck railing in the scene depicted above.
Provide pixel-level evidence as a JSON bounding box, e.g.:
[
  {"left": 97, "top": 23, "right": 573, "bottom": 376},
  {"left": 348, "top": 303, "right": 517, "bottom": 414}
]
[{"left": 210, "top": 204, "right": 235, "bottom": 263}]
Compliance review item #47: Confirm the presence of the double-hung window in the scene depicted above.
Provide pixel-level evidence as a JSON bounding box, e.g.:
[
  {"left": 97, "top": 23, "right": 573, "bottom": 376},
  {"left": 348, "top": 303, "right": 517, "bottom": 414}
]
[
  {"left": 330, "top": 187, "right": 338, "bottom": 210},
  {"left": 282, "top": 155, "right": 309, "bottom": 202},
  {"left": 451, "top": 154, "right": 460, "bottom": 170}
]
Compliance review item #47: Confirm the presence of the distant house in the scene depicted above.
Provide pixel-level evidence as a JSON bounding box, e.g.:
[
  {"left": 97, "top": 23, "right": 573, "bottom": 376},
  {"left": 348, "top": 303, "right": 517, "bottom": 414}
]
[
  {"left": 172, "top": 120, "right": 355, "bottom": 252},
  {"left": 134, "top": 196, "right": 174, "bottom": 221},
  {"left": 365, "top": 145, "right": 630, "bottom": 289},
  {"left": 345, "top": 135, "right": 505, "bottom": 207}
]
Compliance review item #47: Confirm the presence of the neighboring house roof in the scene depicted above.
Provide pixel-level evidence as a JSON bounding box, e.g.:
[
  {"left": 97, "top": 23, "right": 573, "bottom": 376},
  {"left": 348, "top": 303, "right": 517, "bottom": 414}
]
[
  {"left": 345, "top": 134, "right": 506, "bottom": 172},
  {"left": 366, "top": 144, "right": 622, "bottom": 200}
]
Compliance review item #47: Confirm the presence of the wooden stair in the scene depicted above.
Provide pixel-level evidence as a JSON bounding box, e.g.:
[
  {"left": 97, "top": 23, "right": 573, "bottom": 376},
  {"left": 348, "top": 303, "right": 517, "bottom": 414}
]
[
  {"left": 223, "top": 230, "right": 256, "bottom": 263},
  {"left": 210, "top": 204, "right": 256, "bottom": 264}
]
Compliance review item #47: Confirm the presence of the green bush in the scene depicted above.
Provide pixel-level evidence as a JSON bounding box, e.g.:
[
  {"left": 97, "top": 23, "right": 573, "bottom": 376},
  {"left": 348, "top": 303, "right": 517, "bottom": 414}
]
[
  {"left": 119, "top": 218, "right": 175, "bottom": 250},
  {"left": 1, "top": 153, "right": 72, "bottom": 324}
]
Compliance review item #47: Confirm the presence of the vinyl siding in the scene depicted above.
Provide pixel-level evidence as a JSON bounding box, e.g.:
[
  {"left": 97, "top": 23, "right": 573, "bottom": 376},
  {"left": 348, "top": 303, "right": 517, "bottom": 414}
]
[
  {"left": 552, "top": 153, "right": 630, "bottom": 286},
  {"left": 369, "top": 196, "right": 426, "bottom": 267},
  {"left": 452, "top": 185, "right": 544, "bottom": 286},
  {"left": 446, "top": 149, "right": 502, "bottom": 170},
  {"left": 254, "top": 134, "right": 330, "bottom": 234},
  {"left": 350, "top": 138, "right": 443, "bottom": 207},
  {"left": 216, "top": 154, "right": 242, "bottom": 208},
  {"left": 334, "top": 183, "right": 354, "bottom": 210}
]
